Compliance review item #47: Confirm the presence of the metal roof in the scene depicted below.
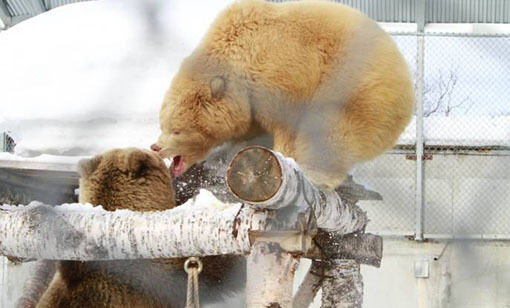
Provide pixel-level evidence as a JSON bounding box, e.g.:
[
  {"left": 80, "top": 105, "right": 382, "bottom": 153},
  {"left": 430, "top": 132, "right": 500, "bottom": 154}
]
[
  {"left": 1, "top": 0, "right": 510, "bottom": 30},
  {"left": 272, "top": 0, "right": 510, "bottom": 25},
  {"left": 0, "top": 0, "right": 90, "bottom": 29}
]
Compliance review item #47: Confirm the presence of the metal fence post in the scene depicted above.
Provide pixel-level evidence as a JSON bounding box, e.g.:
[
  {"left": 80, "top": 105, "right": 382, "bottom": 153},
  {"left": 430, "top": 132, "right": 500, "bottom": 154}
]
[{"left": 414, "top": 0, "right": 427, "bottom": 241}]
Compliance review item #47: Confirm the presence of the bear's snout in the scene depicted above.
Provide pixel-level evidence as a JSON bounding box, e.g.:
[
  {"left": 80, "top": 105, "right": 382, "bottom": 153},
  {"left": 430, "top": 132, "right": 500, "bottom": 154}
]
[{"left": 150, "top": 144, "right": 162, "bottom": 152}]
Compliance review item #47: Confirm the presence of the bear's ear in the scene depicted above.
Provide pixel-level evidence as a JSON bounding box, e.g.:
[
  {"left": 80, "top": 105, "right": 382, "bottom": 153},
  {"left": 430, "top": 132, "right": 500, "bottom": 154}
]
[
  {"left": 126, "top": 150, "right": 150, "bottom": 178},
  {"left": 210, "top": 76, "right": 225, "bottom": 100},
  {"left": 78, "top": 155, "right": 102, "bottom": 179}
]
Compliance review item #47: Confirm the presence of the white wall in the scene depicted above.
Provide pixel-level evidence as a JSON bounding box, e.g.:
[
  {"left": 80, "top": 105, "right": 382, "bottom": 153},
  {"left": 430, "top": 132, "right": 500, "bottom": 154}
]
[
  {"left": 2, "top": 240, "right": 510, "bottom": 307},
  {"left": 361, "top": 239, "right": 510, "bottom": 308}
]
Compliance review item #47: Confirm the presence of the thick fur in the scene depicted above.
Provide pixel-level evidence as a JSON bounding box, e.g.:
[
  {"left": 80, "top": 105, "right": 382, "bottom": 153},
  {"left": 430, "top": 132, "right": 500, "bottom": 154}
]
[
  {"left": 37, "top": 148, "right": 245, "bottom": 308},
  {"left": 154, "top": 0, "right": 414, "bottom": 189}
]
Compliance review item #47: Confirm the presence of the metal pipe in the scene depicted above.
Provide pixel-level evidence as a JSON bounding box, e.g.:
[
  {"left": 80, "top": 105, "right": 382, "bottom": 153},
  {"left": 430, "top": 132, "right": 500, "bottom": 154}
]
[{"left": 415, "top": 32, "right": 425, "bottom": 241}]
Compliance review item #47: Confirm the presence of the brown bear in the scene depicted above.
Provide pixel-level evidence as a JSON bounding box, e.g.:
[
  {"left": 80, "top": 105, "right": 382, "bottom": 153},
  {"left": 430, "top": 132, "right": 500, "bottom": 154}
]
[
  {"left": 37, "top": 148, "right": 245, "bottom": 308},
  {"left": 151, "top": 0, "right": 414, "bottom": 190}
]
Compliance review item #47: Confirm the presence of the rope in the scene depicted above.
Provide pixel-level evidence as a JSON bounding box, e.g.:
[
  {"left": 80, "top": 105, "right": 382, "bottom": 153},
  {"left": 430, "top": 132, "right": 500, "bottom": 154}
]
[{"left": 184, "top": 257, "right": 203, "bottom": 308}]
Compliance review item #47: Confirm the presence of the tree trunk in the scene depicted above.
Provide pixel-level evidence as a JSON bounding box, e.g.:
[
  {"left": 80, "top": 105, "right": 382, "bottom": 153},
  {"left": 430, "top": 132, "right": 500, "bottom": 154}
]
[
  {"left": 0, "top": 199, "right": 260, "bottom": 260},
  {"left": 227, "top": 146, "right": 367, "bottom": 233},
  {"left": 321, "top": 259, "right": 363, "bottom": 308},
  {"left": 292, "top": 260, "right": 324, "bottom": 308},
  {"left": 246, "top": 241, "right": 299, "bottom": 308}
]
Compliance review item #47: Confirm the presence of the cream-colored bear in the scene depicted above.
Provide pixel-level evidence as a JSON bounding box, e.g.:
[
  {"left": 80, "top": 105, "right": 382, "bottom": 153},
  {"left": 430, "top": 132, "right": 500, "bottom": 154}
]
[
  {"left": 37, "top": 148, "right": 244, "bottom": 308},
  {"left": 152, "top": 0, "right": 414, "bottom": 189}
]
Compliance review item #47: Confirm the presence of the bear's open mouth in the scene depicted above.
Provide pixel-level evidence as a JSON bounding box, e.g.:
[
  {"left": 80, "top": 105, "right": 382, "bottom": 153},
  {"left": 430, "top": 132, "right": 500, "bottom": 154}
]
[{"left": 171, "top": 155, "right": 187, "bottom": 178}]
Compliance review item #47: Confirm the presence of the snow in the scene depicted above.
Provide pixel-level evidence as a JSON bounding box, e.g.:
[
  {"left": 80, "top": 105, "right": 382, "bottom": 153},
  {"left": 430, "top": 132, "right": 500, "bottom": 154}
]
[
  {"left": 178, "top": 189, "right": 241, "bottom": 213},
  {"left": 1, "top": 189, "right": 240, "bottom": 214},
  {"left": 0, "top": 152, "right": 87, "bottom": 164},
  {"left": 399, "top": 116, "right": 510, "bottom": 147},
  {"left": 0, "top": 0, "right": 233, "bottom": 157}
]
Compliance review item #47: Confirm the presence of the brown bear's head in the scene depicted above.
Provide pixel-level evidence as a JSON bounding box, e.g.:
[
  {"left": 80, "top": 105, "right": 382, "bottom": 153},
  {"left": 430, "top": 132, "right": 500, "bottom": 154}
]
[
  {"left": 77, "top": 148, "right": 175, "bottom": 211},
  {"left": 152, "top": 53, "right": 252, "bottom": 178}
]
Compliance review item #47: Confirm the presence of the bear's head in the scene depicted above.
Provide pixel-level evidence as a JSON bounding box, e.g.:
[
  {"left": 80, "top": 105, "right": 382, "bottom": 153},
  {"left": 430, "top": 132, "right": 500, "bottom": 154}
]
[
  {"left": 77, "top": 148, "right": 175, "bottom": 211},
  {"left": 152, "top": 53, "right": 252, "bottom": 178}
]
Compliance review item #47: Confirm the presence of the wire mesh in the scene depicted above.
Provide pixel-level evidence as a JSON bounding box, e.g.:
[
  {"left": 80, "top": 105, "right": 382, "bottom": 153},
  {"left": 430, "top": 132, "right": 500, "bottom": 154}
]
[
  {"left": 356, "top": 32, "right": 510, "bottom": 238},
  {"left": 423, "top": 34, "right": 510, "bottom": 238},
  {"left": 354, "top": 33, "right": 417, "bottom": 236}
]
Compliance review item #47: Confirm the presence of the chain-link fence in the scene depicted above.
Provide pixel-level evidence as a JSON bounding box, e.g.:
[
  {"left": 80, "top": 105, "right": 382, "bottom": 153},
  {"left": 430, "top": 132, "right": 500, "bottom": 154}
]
[{"left": 356, "top": 32, "right": 510, "bottom": 239}]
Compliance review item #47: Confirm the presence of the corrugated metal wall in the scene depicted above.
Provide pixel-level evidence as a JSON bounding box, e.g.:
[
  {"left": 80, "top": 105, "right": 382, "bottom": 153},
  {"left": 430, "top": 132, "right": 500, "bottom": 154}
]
[
  {"left": 44, "top": 0, "right": 88, "bottom": 10},
  {"left": 0, "top": 0, "right": 90, "bottom": 28},
  {"left": 332, "top": 0, "right": 416, "bottom": 23},
  {"left": 2, "top": 0, "right": 510, "bottom": 29},
  {"left": 271, "top": 0, "right": 510, "bottom": 24},
  {"left": 4, "top": 0, "right": 45, "bottom": 17},
  {"left": 427, "top": 0, "right": 510, "bottom": 23}
]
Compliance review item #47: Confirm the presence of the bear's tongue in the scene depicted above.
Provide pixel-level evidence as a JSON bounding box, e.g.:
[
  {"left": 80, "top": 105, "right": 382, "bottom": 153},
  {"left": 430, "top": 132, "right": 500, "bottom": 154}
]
[{"left": 171, "top": 156, "right": 186, "bottom": 178}]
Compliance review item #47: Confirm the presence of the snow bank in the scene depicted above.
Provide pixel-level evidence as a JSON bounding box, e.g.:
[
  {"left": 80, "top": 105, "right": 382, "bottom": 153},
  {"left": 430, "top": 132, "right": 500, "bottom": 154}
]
[
  {"left": 399, "top": 116, "right": 510, "bottom": 147},
  {"left": 0, "top": 0, "right": 232, "bottom": 156}
]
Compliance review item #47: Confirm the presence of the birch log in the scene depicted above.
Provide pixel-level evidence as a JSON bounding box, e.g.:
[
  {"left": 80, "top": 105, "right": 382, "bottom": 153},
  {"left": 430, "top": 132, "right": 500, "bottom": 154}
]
[
  {"left": 246, "top": 241, "right": 299, "bottom": 308},
  {"left": 309, "top": 232, "right": 382, "bottom": 267},
  {"left": 292, "top": 260, "right": 324, "bottom": 308},
  {"left": 0, "top": 197, "right": 264, "bottom": 260},
  {"left": 227, "top": 146, "right": 367, "bottom": 233},
  {"left": 321, "top": 259, "right": 363, "bottom": 308}
]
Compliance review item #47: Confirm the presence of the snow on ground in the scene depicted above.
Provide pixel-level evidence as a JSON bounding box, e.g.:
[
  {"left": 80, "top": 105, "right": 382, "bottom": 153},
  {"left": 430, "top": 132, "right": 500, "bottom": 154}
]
[
  {"left": 399, "top": 116, "right": 510, "bottom": 147},
  {"left": 0, "top": 0, "right": 232, "bottom": 157}
]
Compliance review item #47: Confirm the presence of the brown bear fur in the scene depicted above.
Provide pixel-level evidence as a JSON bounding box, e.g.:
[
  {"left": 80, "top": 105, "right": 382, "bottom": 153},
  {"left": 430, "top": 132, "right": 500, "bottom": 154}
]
[
  {"left": 37, "top": 148, "right": 245, "bottom": 308},
  {"left": 153, "top": 0, "right": 414, "bottom": 190}
]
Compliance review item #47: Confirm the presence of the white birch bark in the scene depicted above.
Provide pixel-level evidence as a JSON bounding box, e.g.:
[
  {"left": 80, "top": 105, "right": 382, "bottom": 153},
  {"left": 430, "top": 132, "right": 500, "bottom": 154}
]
[
  {"left": 246, "top": 241, "right": 299, "bottom": 308},
  {"left": 0, "top": 197, "right": 266, "bottom": 260},
  {"left": 227, "top": 146, "right": 367, "bottom": 233},
  {"left": 321, "top": 259, "right": 363, "bottom": 308},
  {"left": 292, "top": 260, "right": 323, "bottom": 308}
]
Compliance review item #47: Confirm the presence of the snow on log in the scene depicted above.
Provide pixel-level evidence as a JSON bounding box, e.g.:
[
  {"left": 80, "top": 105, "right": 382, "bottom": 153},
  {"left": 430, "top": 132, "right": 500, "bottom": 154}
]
[
  {"left": 0, "top": 190, "right": 267, "bottom": 260},
  {"left": 227, "top": 146, "right": 368, "bottom": 233},
  {"left": 246, "top": 241, "right": 299, "bottom": 308}
]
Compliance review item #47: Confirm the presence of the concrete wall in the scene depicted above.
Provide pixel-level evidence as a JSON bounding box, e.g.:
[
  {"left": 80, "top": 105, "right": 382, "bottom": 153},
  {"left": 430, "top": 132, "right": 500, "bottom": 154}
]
[
  {"left": 294, "top": 239, "right": 510, "bottom": 308},
  {"left": 362, "top": 239, "right": 510, "bottom": 308},
  {"left": 5, "top": 239, "right": 510, "bottom": 307}
]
